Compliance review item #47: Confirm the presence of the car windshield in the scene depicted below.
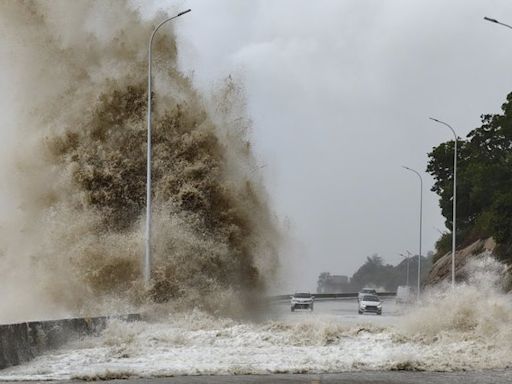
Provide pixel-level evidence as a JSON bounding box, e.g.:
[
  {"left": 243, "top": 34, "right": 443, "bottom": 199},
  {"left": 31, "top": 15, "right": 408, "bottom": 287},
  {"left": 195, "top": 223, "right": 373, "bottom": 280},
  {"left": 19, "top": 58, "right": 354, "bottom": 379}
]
[
  {"left": 363, "top": 289, "right": 376, "bottom": 293},
  {"left": 363, "top": 295, "right": 379, "bottom": 302},
  {"left": 294, "top": 293, "right": 311, "bottom": 298}
]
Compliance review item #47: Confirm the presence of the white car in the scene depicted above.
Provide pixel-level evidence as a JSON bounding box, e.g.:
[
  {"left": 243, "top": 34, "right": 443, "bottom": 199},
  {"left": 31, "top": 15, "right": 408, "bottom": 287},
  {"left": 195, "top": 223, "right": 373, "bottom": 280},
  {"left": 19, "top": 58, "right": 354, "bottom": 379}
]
[
  {"left": 358, "top": 294, "right": 383, "bottom": 315},
  {"left": 290, "top": 292, "right": 314, "bottom": 312},
  {"left": 358, "top": 288, "right": 377, "bottom": 302}
]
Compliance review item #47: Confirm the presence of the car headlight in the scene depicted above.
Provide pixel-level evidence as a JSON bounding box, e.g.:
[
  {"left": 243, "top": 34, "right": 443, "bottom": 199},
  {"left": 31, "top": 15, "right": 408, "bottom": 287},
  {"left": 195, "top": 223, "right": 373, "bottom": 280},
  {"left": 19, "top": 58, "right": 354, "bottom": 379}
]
[
  {"left": 377, "top": 303, "right": 382, "bottom": 308},
  {"left": 360, "top": 304, "right": 366, "bottom": 308}
]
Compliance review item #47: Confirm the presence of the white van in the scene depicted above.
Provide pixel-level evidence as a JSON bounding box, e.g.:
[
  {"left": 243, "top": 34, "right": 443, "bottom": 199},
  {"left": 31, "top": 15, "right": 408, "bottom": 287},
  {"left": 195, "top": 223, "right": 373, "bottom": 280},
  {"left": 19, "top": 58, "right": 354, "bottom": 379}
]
[{"left": 395, "top": 286, "right": 412, "bottom": 304}]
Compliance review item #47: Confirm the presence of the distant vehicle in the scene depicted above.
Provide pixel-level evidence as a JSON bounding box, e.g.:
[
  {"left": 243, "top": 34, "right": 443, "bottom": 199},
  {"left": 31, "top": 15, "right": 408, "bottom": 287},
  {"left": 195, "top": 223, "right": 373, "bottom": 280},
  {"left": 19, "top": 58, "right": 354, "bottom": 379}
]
[
  {"left": 358, "top": 288, "right": 377, "bottom": 301},
  {"left": 395, "top": 285, "right": 413, "bottom": 304},
  {"left": 290, "top": 292, "right": 314, "bottom": 312},
  {"left": 358, "top": 294, "right": 382, "bottom": 315}
]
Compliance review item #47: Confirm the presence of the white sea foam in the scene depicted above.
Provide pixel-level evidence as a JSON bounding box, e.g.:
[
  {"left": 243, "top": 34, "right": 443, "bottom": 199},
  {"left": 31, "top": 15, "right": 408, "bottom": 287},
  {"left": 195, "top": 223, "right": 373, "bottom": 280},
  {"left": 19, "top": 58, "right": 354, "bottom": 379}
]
[{"left": 2, "top": 257, "right": 512, "bottom": 380}]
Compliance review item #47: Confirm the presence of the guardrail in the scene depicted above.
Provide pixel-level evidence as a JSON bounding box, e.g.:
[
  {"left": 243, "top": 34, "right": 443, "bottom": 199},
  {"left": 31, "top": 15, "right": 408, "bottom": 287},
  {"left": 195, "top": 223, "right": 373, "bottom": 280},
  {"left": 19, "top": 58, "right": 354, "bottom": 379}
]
[{"left": 269, "top": 292, "right": 396, "bottom": 301}]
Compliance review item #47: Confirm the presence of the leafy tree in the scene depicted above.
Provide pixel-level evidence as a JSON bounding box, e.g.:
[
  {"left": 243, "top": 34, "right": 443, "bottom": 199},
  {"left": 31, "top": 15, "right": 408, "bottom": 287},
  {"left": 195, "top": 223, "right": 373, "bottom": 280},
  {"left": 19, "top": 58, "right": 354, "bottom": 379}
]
[
  {"left": 351, "top": 254, "right": 395, "bottom": 291},
  {"left": 350, "top": 253, "right": 432, "bottom": 291},
  {"left": 427, "top": 92, "right": 512, "bottom": 261}
]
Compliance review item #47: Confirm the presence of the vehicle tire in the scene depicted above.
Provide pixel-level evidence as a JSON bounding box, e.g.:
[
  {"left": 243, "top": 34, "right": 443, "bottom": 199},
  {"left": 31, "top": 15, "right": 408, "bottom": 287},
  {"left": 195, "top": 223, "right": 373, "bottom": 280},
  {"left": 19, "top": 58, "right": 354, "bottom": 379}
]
[
  {"left": 291, "top": 307, "right": 295, "bottom": 312},
  {"left": 310, "top": 305, "right": 314, "bottom": 311},
  {"left": 377, "top": 311, "right": 382, "bottom": 316},
  {"left": 358, "top": 310, "right": 363, "bottom": 315}
]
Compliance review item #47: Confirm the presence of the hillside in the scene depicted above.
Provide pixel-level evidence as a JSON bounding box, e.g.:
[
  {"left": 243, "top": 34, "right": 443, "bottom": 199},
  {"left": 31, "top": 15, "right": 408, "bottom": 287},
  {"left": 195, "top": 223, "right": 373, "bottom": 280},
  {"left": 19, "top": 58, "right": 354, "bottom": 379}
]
[
  {"left": 425, "top": 238, "right": 496, "bottom": 286},
  {"left": 427, "top": 92, "right": 512, "bottom": 269}
]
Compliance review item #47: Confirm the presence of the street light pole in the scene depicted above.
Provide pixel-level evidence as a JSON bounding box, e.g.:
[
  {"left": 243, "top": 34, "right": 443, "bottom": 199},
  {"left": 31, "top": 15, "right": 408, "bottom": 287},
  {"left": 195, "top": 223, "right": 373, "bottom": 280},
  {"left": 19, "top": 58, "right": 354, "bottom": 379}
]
[
  {"left": 429, "top": 117, "right": 457, "bottom": 289},
  {"left": 402, "top": 166, "right": 423, "bottom": 300},
  {"left": 145, "top": 9, "right": 191, "bottom": 285},
  {"left": 484, "top": 16, "right": 512, "bottom": 30}
]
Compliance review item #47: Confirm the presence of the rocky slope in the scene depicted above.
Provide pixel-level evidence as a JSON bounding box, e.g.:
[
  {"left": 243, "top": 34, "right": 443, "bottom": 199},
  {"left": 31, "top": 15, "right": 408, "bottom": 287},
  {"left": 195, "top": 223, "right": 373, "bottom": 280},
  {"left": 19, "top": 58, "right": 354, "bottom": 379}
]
[{"left": 425, "top": 238, "right": 497, "bottom": 286}]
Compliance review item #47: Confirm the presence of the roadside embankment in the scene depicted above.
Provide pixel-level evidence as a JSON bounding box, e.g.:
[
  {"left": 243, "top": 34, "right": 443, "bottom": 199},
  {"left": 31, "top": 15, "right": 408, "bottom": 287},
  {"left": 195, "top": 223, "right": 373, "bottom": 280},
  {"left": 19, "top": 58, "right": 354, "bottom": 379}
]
[
  {"left": 425, "top": 238, "right": 497, "bottom": 286},
  {"left": 0, "top": 314, "right": 139, "bottom": 370}
]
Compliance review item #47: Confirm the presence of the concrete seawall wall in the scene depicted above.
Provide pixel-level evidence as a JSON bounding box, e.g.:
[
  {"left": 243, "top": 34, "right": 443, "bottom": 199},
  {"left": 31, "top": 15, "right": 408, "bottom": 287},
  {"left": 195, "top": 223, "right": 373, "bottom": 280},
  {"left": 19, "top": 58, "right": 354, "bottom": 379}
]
[{"left": 0, "top": 314, "right": 139, "bottom": 370}]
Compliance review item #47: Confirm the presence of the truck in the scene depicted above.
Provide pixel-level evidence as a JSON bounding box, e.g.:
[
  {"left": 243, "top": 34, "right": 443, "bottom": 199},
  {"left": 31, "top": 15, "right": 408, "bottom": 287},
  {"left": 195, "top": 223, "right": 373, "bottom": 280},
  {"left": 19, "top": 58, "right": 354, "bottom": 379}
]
[{"left": 395, "top": 286, "right": 412, "bottom": 304}]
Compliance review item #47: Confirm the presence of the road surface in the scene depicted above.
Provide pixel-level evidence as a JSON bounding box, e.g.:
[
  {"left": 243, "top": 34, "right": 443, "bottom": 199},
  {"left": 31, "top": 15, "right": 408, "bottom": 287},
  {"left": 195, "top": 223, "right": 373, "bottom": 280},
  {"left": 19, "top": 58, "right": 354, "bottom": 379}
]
[
  {"left": 267, "top": 298, "right": 400, "bottom": 324},
  {"left": 2, "top": 370, "right": 512, "bottom": 384}
]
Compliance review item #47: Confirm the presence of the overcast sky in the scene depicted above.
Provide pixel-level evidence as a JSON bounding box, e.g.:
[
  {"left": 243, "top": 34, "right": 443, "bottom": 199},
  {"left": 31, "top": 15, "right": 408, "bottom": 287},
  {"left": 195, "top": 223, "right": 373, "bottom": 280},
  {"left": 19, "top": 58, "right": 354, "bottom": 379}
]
[{"left": 139, "top": 0, "right": 512, "bottom": 291}]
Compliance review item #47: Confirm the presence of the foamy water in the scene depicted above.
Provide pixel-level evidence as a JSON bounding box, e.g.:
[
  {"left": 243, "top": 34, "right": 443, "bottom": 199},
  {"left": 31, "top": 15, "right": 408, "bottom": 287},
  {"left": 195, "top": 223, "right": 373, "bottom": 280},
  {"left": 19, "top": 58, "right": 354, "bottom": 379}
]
[
  {"left": 1, "top": 258, "right": 512, "bottom": 381},
  {"left": 0, "top": 311, "right": 508, "bottom": 381}
]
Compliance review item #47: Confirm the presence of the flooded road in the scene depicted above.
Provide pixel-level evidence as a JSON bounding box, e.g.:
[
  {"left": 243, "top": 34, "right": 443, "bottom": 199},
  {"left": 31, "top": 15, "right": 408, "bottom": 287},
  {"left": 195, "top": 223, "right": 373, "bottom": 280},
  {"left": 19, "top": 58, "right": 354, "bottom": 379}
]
[
  {"left": 2, "top": 291, "right": 511, "bottom": 382},
  {"left": 268, "top": 298, "right": 400, "bottom": 325}
]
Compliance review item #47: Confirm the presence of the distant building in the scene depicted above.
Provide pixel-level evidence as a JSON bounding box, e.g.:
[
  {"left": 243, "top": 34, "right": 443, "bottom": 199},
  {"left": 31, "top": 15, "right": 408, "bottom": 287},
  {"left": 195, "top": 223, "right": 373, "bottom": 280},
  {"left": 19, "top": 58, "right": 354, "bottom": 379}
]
[{"left": 317, "top": 273, "right": 350, "bottom": 293}]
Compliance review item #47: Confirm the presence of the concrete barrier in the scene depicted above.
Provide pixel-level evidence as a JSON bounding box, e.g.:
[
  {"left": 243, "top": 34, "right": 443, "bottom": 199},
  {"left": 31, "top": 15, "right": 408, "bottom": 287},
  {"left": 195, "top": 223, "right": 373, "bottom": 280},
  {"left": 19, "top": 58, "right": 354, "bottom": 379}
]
[{"left": 0, "top": 314, "right": 139, "bottom": 370}]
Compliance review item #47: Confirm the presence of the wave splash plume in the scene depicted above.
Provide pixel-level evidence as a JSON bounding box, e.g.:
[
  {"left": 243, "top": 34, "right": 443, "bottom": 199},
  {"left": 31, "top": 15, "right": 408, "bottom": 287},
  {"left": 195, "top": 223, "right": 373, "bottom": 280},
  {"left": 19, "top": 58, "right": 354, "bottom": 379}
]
[{"left": 0, "top": 0, "right": 279, "bottom": 322}]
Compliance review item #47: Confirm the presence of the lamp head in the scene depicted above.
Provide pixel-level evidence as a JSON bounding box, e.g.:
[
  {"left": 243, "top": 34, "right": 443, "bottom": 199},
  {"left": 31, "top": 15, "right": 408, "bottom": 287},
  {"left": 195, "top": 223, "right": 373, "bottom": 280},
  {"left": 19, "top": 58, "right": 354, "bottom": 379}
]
[{"left": 178, "top": 9, "right": 192, "bottom": 17}]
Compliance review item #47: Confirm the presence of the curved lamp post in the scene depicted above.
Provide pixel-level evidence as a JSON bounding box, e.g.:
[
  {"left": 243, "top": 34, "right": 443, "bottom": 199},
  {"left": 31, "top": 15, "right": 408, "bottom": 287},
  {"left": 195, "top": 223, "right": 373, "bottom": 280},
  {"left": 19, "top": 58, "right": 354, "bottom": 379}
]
[
  {"left": 484, "top": 16, "right": 512, "bottom": 30},
  {"left": 145, "top": 9, "right": 191, "bottom": 284},
  {"left": 402, "top": 166, "right": 423, "bottom": 300},
  {"left": 429, "top": 117, "right": 457, "bottom": 289}
]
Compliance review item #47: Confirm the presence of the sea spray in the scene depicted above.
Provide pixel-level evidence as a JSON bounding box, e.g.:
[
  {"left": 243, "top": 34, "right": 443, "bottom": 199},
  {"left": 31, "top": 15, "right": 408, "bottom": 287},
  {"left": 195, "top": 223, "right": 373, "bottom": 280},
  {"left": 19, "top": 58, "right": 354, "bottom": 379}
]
[
  {"left": 0, "top": 0, "right": 279, "bottom": 323},
  {"left": 401, "top": 256, "right": 510, "bottom": 336},
  {"left": 1, "top": 256, "right": 512, "bottom": 379}
]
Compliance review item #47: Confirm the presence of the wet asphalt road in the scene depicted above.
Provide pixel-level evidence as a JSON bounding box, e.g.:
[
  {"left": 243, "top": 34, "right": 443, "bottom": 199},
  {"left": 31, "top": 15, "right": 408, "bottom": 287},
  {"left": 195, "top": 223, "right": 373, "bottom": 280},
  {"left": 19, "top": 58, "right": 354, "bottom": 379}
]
[
  {"left": 267, "top": 298, "right": 400, "bottom": 324},
  {"left": 2, "top": 370, "right": 512, "bottom": 384}
]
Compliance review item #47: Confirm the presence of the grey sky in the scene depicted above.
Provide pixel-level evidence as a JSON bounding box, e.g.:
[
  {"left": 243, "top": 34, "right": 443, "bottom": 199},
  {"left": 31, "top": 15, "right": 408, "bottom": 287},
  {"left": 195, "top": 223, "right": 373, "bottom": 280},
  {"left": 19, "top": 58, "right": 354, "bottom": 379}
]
[{"left": 156, "top": 0, "right": 512, "bottom": 291}]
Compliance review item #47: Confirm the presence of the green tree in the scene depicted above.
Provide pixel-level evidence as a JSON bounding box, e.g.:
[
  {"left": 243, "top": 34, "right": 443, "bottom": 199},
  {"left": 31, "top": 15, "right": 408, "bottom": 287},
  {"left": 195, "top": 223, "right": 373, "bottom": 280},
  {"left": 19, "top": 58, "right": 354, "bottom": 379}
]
[
  {"left": 427, "top": 92, "right": 512, "bottom": 260},
  {"left": 351, "top": 254, "right": 396, "bottom": 291}
]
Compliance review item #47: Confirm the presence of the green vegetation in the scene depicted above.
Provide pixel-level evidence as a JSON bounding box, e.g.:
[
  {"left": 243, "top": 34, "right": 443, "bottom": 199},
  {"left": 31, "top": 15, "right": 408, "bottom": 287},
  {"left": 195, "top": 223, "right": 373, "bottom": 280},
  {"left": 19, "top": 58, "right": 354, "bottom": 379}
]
[
  {"left": 427, "top": 92, "right": 512, "bottom": 262},
  {"left": 350, "top": 254, "right": 432, "bottom": 291},
  {"left": 317, "top": 253, "right": 432, "bottom": 292}
]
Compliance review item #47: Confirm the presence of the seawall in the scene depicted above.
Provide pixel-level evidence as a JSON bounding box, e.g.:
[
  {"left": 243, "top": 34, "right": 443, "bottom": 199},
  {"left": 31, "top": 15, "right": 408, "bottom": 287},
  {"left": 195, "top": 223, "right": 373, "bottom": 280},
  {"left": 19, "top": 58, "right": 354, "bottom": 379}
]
[{"left": 0, "top": 314, "right": 139, "bottom": 370}]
